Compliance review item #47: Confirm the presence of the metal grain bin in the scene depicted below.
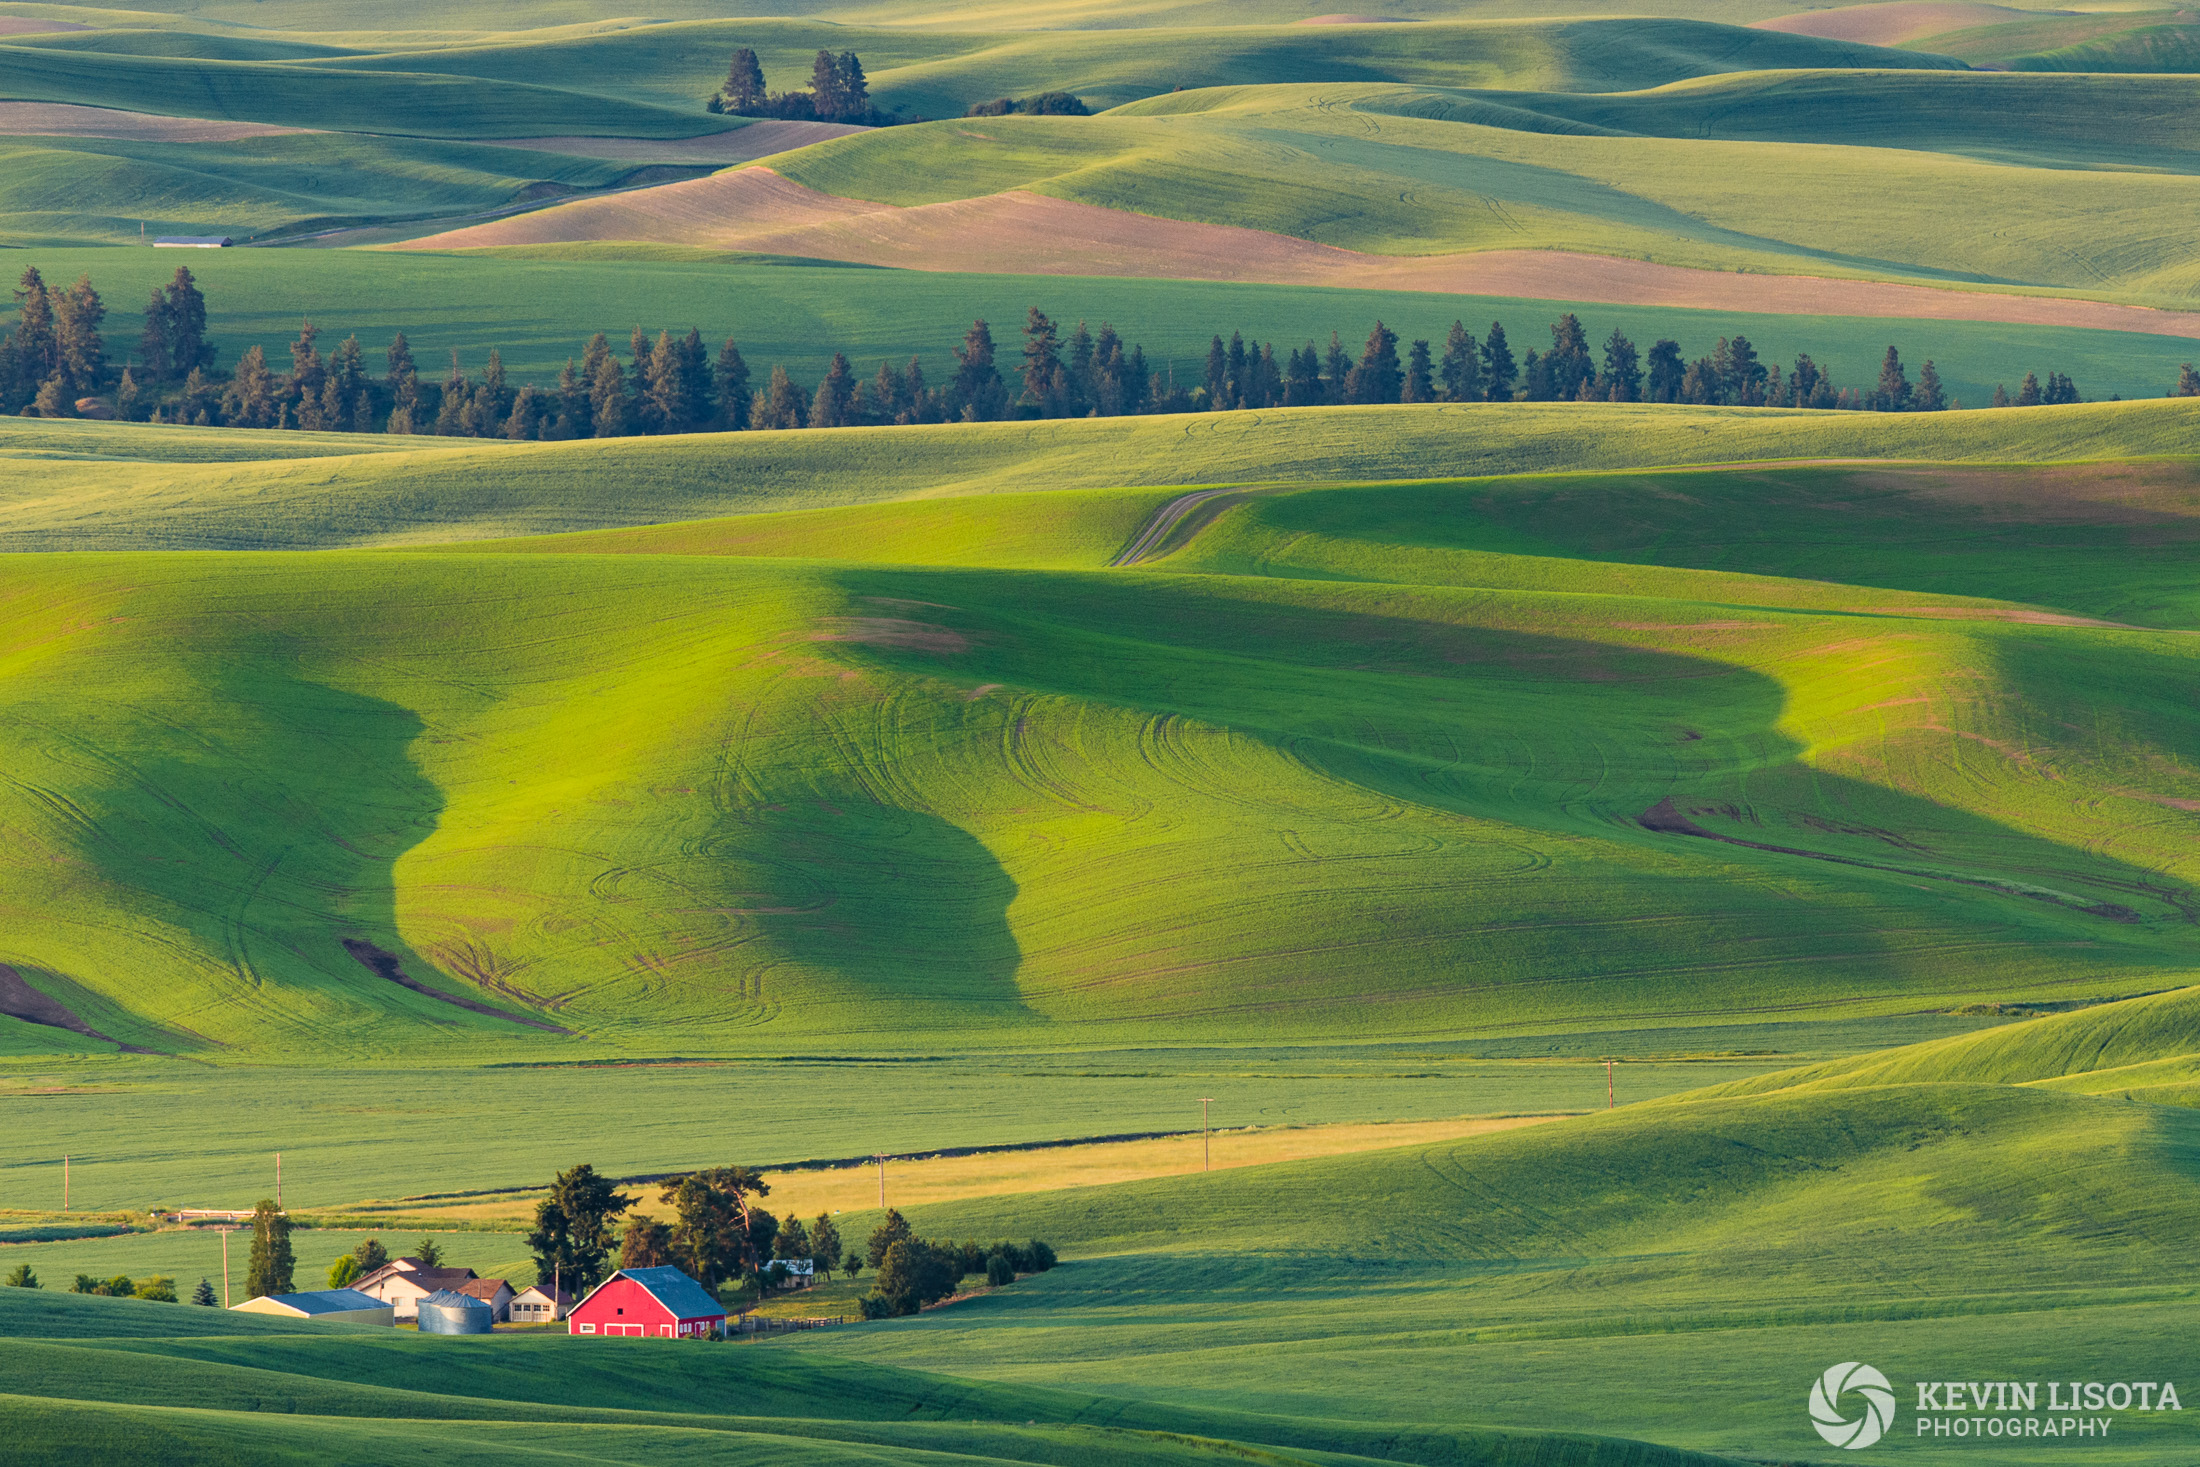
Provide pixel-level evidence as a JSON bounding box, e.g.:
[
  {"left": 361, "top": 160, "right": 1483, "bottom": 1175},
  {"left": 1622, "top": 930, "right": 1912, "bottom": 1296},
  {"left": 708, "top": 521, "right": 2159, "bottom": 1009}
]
[{"left": 416, "top": 1288, "right": 494, "bottom": 1335}]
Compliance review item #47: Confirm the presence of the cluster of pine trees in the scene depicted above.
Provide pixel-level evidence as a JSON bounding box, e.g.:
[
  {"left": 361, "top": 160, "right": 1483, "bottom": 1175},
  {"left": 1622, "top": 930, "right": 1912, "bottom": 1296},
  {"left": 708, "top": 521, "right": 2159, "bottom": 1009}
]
[
  {"left": 709, "top": 47, "right": 894, "bottom": 124},
  {"left": 9, "top": 265, "right": 2148, "bottom": 437}
]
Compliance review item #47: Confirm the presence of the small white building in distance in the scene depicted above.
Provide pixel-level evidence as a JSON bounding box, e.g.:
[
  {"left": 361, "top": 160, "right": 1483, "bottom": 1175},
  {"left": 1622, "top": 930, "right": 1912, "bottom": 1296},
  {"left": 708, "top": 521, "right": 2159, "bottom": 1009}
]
[
  {"left": 232, "top": 1288, "right": 393, "bottom": 1325},
  {"left": 154, "top": 236, "right": 232, "bottom": 247},
  {"left": 510, "top": 1284, "right": 571, "bottom": 1323},
  {"left": 349, "top": 1259, "right": 480, "bottom": 1321}
]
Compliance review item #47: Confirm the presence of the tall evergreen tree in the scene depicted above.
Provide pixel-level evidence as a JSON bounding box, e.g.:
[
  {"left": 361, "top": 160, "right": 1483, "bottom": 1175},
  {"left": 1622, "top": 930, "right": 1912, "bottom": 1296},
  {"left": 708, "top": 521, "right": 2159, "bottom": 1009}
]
[
  {"left": 1021, "top": 307, "right": 1064, "bottom": 414},
  {"left": 951, "top": 318, "right": 1004, "bottom": 421},
  {"left": 552, "top": 359, "right": 586, "bottom": 439},
  {"left": 715, "top": 339, "right": 752, "bottom": 429},
  {"left": 1875, "top": 345, "right": 1910, "bottom": 411},
  {"left": 1600, "top": 328, "right": 1641, "bottom": 402},
  {"left": 1479, "top": 321, "right": 1516, "bottom": 400},
  {"left": 245, "top": 1199, "right": 293, "bottom": 1300},
  {"left": 1991, "top": 382, "right": 2011, "bottom": 408},
  {"left": 1913, "top": 359, "right": 1946, "bottom": 411},
  {"left": 1401, "top": 338, "right": 1433, "bottom": 403},
  {"left": 162, "top": 266, "right": 213, "bottom": 375},
  {"left": 327, "top": 334, "right": 366, "bottom": 431},
  {"left": 1063, "top": 320, "right": 1095, "bottom": 416},
  {"left": 812, "top": 352, "right": 856, "bottom": 427},
  {"left": 527, "top": 1163, "right": 634, "bottom": 1293},
  {"left": 2176, "top": 364, "right": 2200, "bottom": 398},
  {"left": 722, "top": 47, "right": 766, "bottom": 112},
  {"left": 13, "top": 267, "right": 57, "bottom": 389},
  {"left": 591, "top": 356, "right": 630, "bottom": 436},
  {"left": 287, "top": 320, "right": 325, "bottom": 429},
  {"left": 51, "top": 274, "right": 104, "bottom": 396},
  {"left": 434, "top": 352, "right": 471, "bottom": 435},
  {"left": 1545, "top": 313, "right": 1592, "bottom": 401},
  {"left": 137, "top": 283, "right": 173, "bottom": 383},
  {"left": 640, "top": 330, "right": 687, "bottom": 433},
  {"left": 1283, "top": 343, "right": 1322, "bottom": 407},
  {"left": 1645, "top": 339, "right": 1684, "bottom": 403},
  {"left": 754, "top": 364, "right": 808, "bottom": 429},
  {"left": 1344, "top": 321, "right": 1401, "bottom": 404},
  {"left": 811, "top": 49, "right": 847, "bottom": 119},
  {"left": 1202, "top": 334, "right": 1229, "bottom": 410},
  {"left": 2016, "top": 371, "right": 2042, "bottom": 407},
  {"left": 385, "top": 332, "right": 420, "bottom": 433},
  {"left": 224, "top": 345, "right": 278, "bottom": 428},
  {"left": 1321, "top": 331, "right": 1351, "bottom": 404},
  {"left": 1437, "top": 320, "right": 1479, "bottom": 402}
]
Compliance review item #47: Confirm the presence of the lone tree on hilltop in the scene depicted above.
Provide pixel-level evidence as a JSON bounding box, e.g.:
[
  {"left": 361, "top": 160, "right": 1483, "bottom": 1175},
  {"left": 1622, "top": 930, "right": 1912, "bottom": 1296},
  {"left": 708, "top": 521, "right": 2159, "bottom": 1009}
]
[
  {"left": 721, "top": 47, "right": 765, "bottom": 112},
  {"left": 246, "top": 1199, "right": 293, "bottom": 1300}
]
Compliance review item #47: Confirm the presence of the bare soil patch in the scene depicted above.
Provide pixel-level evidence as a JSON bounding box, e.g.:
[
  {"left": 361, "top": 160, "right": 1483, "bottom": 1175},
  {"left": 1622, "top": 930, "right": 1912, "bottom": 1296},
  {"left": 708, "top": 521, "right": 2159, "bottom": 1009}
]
[
  {"left": 397, "top": 170, "right": 2200, "bottom": 340},
  {"left": 0, "top": 101, "right": 311, "bottom": 142},
  {"left": 1750, "top": 2, "right": 2053, "bottom": 46},
  {"left": 341, "top": 937, "right": 572, "bottom": 1033},
  {"left": 479, "top": 121, "right": 866, "bottom": 166},
  {"left": 1298, "top": 13, "right": 1420, "bottom": 21},
  {"left": 0, "top": 963, "right": 150, "bottom": 1051},
  {"left": 812, "top": 617, "right": 971, "bottom": 653},
  {"left": 0, "top": 17, "right": 87, "bottom": 34}
]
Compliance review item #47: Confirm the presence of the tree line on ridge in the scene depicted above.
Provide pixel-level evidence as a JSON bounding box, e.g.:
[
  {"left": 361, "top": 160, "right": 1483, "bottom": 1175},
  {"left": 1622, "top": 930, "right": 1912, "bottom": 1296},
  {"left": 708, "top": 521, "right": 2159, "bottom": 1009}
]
[{"left": 3, "top": 265, "right": 2168, "bottom": 438}]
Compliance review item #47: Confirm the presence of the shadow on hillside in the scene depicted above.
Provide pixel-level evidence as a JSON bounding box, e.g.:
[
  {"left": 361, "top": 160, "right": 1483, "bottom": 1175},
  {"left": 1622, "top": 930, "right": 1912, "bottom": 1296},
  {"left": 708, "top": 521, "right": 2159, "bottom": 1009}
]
[{"left": 809, "top": 563, "right": 2199, "bottom": 1021}]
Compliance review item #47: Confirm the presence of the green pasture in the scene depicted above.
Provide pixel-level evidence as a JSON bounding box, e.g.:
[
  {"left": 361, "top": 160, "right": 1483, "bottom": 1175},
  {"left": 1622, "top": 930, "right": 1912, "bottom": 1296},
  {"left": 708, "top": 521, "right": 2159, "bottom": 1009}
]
[
  {"left": 10, "top": 248, "right": 2194, "bottom": 406},
  {"left": 1913, "top": 8, "right": 2200, "bottom": 72},
  {"left": 0, "top": 1029, "right": 1949, "bottom": 1213},
  {"left": 3, "top": 400, "right": 2198, "bottom": 551},
  {"left": 768, "top": 82, "right": 2200, "bottom": 304},
  {"left": 0, "top": 136, "right": 667, "bottom": 247},
  {"left": 0, "top": 39, "right": 734, "bottom": 137},
  {"left": 786, "top": 1011, "right": 2200, "bottom": 1464},
  {"left": 2, "top": 444, "right": 2200, "bottom": 1064},
  {"left": 255, "top": 17, "right": 1952, "bottom": 119},
  {"left": 9, "top": 986, "right": 2199, "bottom": 1463}
]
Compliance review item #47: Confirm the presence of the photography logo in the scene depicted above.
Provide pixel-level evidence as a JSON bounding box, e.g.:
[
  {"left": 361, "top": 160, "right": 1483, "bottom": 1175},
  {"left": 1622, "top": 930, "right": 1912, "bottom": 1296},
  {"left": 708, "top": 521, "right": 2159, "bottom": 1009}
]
[{"left": 1812, "top": 1362, "right": 1897, "bottom": 1450}]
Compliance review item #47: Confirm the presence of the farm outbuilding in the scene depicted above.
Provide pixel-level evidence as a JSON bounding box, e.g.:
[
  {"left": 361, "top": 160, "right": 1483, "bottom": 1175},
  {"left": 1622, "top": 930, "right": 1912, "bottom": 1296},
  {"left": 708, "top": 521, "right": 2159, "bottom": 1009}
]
[
  {"left": 417, "top": 1288, "right": 495, "bottom": 1335},
  {"left": 567, "top": 1266, "right": 725, "bottom": 1339},
  {"left": 231, "top": 1288, "right": 393, "bottom": 1325},
  {"left": 511, "top": 1284, "right": 570, "bottom": 1323},
  {"left": 350, "top": 1260, "right": 479, "bottom": 1320},
  {"left": 448, "top": 1277, "right": 514, "bottom": 1321},
  {"left": 153, "top": 235, "right": 231, "bottom": 247}
]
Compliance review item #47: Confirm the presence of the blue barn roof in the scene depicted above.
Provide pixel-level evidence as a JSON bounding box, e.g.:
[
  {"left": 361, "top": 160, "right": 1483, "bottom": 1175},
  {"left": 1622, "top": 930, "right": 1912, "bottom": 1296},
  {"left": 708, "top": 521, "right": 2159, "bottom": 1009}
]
[
  {"left": 262, "top": 1287, "right": 386, "bottom": 1315},
  {"left": 612, "top": 1265, "right": 725, "bottom": 1319}
]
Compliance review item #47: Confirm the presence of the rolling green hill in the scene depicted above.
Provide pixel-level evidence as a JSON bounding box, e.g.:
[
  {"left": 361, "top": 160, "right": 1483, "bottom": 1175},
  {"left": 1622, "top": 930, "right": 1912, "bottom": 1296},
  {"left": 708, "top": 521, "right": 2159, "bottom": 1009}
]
[
  {"left": 1911, "top": 8, "right": 2200, "bottom": 73},
  {"left": 0, "top": 41, "right": 735, "bottom": 136},
  {"left": 764, "top": 82, "right": 2200, "bottom": 304},
  {"left": 0, "top": 136, "right": 666, "bottom": 246},
  {"left": 794, "top": 1068, "right": 2200, "bottom": 1464},
  {"left": 3, "top": 414, "right": 2199, "bottom": 1062},
  {"left": 283, "top": 17, "right": 1959, "bottom": 119}
]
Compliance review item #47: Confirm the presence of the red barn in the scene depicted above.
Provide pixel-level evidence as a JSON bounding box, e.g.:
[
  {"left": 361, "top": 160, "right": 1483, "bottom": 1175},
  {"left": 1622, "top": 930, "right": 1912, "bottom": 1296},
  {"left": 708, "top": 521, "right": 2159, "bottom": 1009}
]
[{"left": 567, "top": 1266, "right": 726, "bottom": 1339}]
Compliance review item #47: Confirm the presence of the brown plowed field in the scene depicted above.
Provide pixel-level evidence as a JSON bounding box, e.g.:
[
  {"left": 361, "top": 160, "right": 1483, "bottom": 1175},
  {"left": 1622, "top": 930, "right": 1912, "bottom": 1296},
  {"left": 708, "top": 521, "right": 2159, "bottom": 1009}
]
[
  {"left": 0, "top": 16, "right": 86, "bottom": 33},
  {"left": 1750, "top": 2, "right": 2047, "bottom": 45},
  {"left": 0, "top": 101, "right": 311, "bottom": 141},
  {"left": 396, "top": 168, "right": 2200, "bottom": 340},
  {"left": 479, "top": 120, "right": 867, "bottom": 165}
]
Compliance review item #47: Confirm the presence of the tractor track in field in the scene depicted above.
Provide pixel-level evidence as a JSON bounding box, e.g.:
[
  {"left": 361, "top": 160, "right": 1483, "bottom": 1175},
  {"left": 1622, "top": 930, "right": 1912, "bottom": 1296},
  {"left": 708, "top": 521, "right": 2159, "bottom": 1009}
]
[{"left": 1112, "top": 487, "right": 1264, "bottom": 566}]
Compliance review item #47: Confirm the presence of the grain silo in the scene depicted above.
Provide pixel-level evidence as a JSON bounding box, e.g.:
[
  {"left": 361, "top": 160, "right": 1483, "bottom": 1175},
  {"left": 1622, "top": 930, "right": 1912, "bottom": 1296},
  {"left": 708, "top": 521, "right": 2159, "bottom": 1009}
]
[{"left": 416, "top": 1287, "right": 495, "bottom": 1335}]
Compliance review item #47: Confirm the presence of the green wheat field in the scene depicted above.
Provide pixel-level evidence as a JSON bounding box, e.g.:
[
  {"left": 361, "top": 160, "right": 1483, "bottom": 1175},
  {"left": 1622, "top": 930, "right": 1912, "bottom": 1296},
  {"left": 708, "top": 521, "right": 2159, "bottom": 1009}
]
[{"left": 4, "top": 0, "right": 2200, "bottom": 1460}]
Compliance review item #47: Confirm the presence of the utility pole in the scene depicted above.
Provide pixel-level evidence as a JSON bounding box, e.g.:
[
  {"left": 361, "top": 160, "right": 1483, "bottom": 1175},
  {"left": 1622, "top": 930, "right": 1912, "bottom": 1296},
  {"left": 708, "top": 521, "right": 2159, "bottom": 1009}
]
[
  {"left": 1606, "top": 1060, "right": 1615, "bottom": 1110},
  {"left": 218, "top": 1224, "right": 237, "bottom": 1307},
  {"left": 874, "top": 1154, "right": 887, "bottom": 1208},
  {"left": 276, "top": 1152, "right": 282, "bottom": 1209},
  {"left": 63, "top": 1154, "right": 68, "bottom": 1211},
  {"left": 1199, "top": 1099, "right": 1214, "bottom": 1172}
]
